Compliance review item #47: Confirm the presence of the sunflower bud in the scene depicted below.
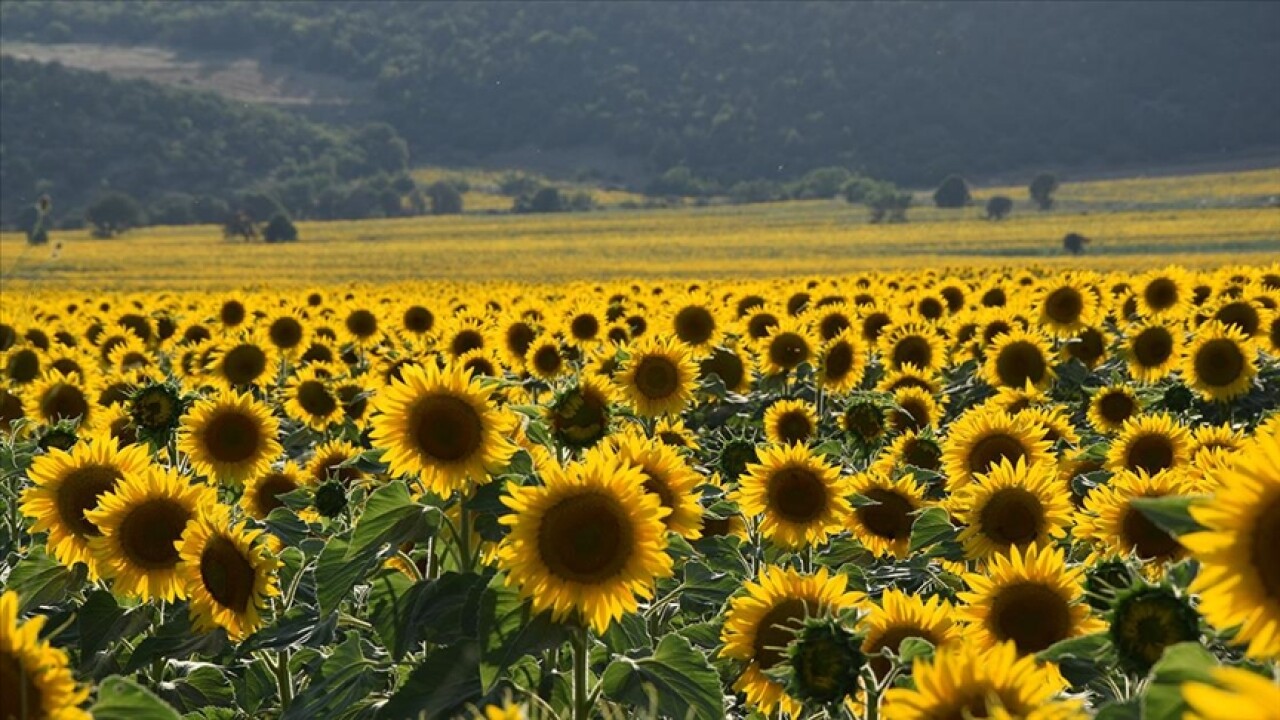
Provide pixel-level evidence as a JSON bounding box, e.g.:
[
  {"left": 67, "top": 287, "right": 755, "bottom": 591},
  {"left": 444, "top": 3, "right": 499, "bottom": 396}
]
[
  {"left": 1084, "top": 559, "right": 1139, "bottom": 611},
  {"left": 314, "top": 480, "right": 348, "bottom": 518},
  {"left": 1109, "top": 584, "right": 1199, "bottom": 673},
  {"left": 782, "top": 617, "right": 866, "bottom": 710}
]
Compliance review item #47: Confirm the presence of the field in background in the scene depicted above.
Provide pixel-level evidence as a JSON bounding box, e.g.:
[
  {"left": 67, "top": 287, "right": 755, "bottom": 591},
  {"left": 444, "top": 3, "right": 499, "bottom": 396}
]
[{"left": 2, "top": 169, "right": 1277, "bottom": 290}]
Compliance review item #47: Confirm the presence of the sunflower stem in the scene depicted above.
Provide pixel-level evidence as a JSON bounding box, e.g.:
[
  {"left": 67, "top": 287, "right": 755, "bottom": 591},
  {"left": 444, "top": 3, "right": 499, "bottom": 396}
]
[
  {"left": 571, "top": 623, "right": 592, "bottom": 720},
  {"left": 459, "top": 497, "right": 474, "bottom": 571},
  {"left": 274, "top": 647, "right": 294, "bottom": 710}
]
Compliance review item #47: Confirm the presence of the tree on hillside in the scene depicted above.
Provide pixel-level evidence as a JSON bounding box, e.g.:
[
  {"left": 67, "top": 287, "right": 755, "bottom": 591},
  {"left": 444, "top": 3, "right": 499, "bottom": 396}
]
[
  {"left": 85, "top": 192, "right": 143, "bottom": 237},
  {"left": 19, "top": 195, "right": 52, "bottom": 245},
  {"left": 866, "top": 184, "right": 912, "bottom": 223},
  {"left": 263, "top": 214, "right": 299, "bottom": 243},
  {"left": 1030, "top": 173, "right": 1060, "bottom": 210},
  {"left": 985, "top": 195, "right": 1013, "bottom": 220},
  {"left": 1063, "top": 232, "right": 1091, "bottom": 255},
  {"left": 515, "top": 187, "right": 565, "bottom": 213},
  {"left": 933, "top": 175, "right": 972, "bottom": 208},
  {"left": 223, "top": 211, "right": 258, "bottom": 242},
  {"left": 426, "top": 181, "right": 464, "bottom": 215}
]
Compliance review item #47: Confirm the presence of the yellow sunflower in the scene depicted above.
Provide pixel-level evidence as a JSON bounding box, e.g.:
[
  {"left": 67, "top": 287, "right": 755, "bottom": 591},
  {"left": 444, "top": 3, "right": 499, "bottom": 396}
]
[
  {"left": 178, "top": 389, "right": 282, "bottom": 485},
  {"left": 205, "top": 333, "right": 277, "bottom": 391},
  {"left": 616, "top": 336, "right": 698, "bottom": 418},
  {"left": 870, "top": 430, "right": 944, "bottom": 477},
  {"left": 524, "top": 335, "right": 568, "bottom": 381},
  {"left": 241, "top": 461, "right": 311, "bottom": 520},
  {"left": 733, "top": 443, "right": 851, "bottom": 550},
  {"left": 952, "top": 458, "right": 1073, "bottom": 562},
  {"left": 666, "top": 293, "right": 723, "bottom": 353},
  {"left": 756, "top": 319, "right": 815, "bottom": 376},
  {"left": 982, "top": 328, "right": 1056, "bottom": 391},
  {"left": 720, "top": 565, "right": 863, "bottom": 717},
  {"left": 817, "top": 330, "right": 867, "bottom": 394},
  {"left": 86, "top": 466, "right": 217, "bottom": 601},
  {"left": 307, "top": 439, "right": 366, "bottom": 486},
  {"left": 942, "top": 408, "right": 1054, "bottom": 491},
  {"left": 697, "top": 346, "right": 750, "bottom": 394},
  {"left": 596, "top": 430, "right": 704, "bottom": 539},
  {"left": 879, "top": 321, "right": 948, "bottom": 373},
  {"left": 763, "top": 398, "right": 819, "bottom": 446},
  {"left": 1035, "top": 276, "right": 1099, "bottom": 337},
  {"left": 888, "top": 386, "right": 942, "bottom": 434},
  {"left": 1181, "top": 321, "right": 1258, "bottom": 403},
  {"left": 1077, "top": 468, "right": 1196, "bottom": 576},
  {"left": 1105, "top": 412, "right": 1191, "bottom": 475},
  {"left": 370, "top": 362, "right": 517, "bottom": 497},
  {"left": 1062, "top": 324, "right": 1112, "bottom": 370},
  {"left": 23, "top": 369, "right": 99, "bottom": 430},
  {"left": 1123, "top": 321, "right": 1182, "bottom": 383},
  {"left": 653, "top": 416, "right": 699, "bottom": 452},
  {"left": 847, "top": 471, "right": 926, "bottom": 559},
  {"left": 1135, "top": 268, "right": 1191, "bottom": 319},
  {"left": 1182, "top": 667, "right": 1280, "bottom": 720},
  {"left": 546, "top": 378, "right": 614, "bottom": 450},
  {"left": 496, "top": 453, "right": 673, "bottom": 634},
  {"left": 0, "top": 590, "right": 91, "bottom": 720},
  {"left": 859, "top": 589, "right": 962, "bottom": 681},
  {"left": 1088, "top": 385, "right": 1141, "bottom": 435},
  {"left": 957, "top": 543, "right": 1103, "bottom": 655},
  {"left": 282, "top": 366, "right": 344, "bottom": 431},
  {"left": 1183, "top": 427, "right": 1280, "bottom": 659},
  {"left": 876, "top": 363, "right": 943, "bottom": 396},
  {"left": 177, "top": 503, "right": 280, "bottom": 641},
  {"left": 19, "top": 435, "right": 151, "bottom": 577}
]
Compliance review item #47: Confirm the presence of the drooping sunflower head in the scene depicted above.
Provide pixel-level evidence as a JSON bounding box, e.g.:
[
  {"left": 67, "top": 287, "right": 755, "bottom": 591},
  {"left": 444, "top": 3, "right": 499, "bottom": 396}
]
[
  {"left": 617, "top": 336, "right": 698, "bottom": 418},
  {"left": 0, "top": 590, "right": 92, "bottom": 720},
  {"left": 733, "top": 443, "right": 851, "bottom": 550},
  {"left": 1181, "top": 321, "right": 1258, "bottom": 403},
  {"left": 781, "top": 616, "right": 866, "bottom": 711},
  {"left": 859, "top": 589, "right": 963, "bottom": 681},
  {"left": 953, "top": 457, "right": 1073, "bottom": 562},
  {"left": 177, "top": 389, "right": 282, "bottom": 486},
  {"left": 871, "top": 430, "right": 944, "bottom": 479},
  {"left": 763, "top": 398, "right": 819, "bottom": 446},
  {"left": 720, "top": 565, "right": 864, "bottom": 718},
  {"left": 1107, "top": 583, "right": 1200, "bottom": 673},
  {"left": 547, "top": 378, "right": 614, "bottom": 450},
  {"left": 943, "top": 408, "right": 1055, "bottom": 491},
  {"left": 982, "top": 328, "right": 1056, "bottom": 391},
  {"left": 126, "top": 380, "right": 188, "bottom": 441},
  {"left": 840, "top": 395, "right": 889, "bottom": 445},
  {"left": 85, "top": 465, "right": 217, "bottom": 601},
  {"left": 594, "top": 429, "right": 704, "bottom": 539},
  {"left": 178, "top": 503, "right": 281, "bottom": 641},
  {"left": 1106, "top": 412, "right": 1191, "bottom": 476},
  {"left": 370, "top": 362, "right": 517, "bottom": 496},
  {"left": 497, "top": 452, "right": 674, "bottom": 633},
  {"left": 847, "top": 471, "right": 925, "bottom": 559},
  {"left": 1088, "top": 385, "right": 1141, "bottom": 435}
]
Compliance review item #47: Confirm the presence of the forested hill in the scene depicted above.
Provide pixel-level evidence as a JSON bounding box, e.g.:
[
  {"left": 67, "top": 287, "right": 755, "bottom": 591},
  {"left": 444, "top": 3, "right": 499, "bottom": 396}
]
[{"left": 3, "top": 1, "right": 1279, "bottom": 187}]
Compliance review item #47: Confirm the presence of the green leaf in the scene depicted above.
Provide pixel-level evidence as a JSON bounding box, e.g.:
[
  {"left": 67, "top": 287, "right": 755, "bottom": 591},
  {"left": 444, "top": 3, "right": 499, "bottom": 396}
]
[
  {"left": 77, "top": 589, "right": 157, "bottom": 659},
  {"left": 850, "top": 493, "right": 881, "bottom": 507},
  {"left": 680, "top": 561, "right": 739, "bottom": 616},
  {"left": 478, "top": 575, "right": 570, "bottom": 690},
  {"left": 239, "top": 603, "right": 336, "bottom": 653},
  {"left": 315, "top": 536, "right": 383, "bottom": 616},
  {"left": 1037, "top": 632, "right": 1111, "bottom": 662},
  {"left": 601, "top": 634, "right": 725, "bottom": 720},
  {"left": 897, "top": 636, "right": 935, "bottom": 664},
  {"left": 1131, "top": 496, "right": 1207, "bottom": 537},
  {"left": 368, "top": 570, "right": 488, "bottom": 659},
  {"left": 378, "top": 640, "right": 482, "bottom": 720},
  {"left": 1095, "top": 699, "right": 1141, "bottom": 720},
  {"left": 284, "top": 632, "right": 381, "bottom": 720},
  {"left": 264, "top": 506, "right": 310, "bottom": 546},
  {"left": 908, "top": 507, "right": 956, "bottom": 554},
  {"left": 163, "top": 663, "right": 236, "bottom": 712},
  {"left": 345, "top": 480, "right": 439, "bottom": 561},
  {"left": 7, "top": 546, "right": 86, "bottom": 610},
  {"left": 601, "top": 611, "right": 653, "bottom": 654},
  {"left": 91, "top": 676, "right": 182, "bottom": 720},
  {"left": 126, "top": 614, "right": 227, "bottom": 673},
  {"left": 1142, "top": 642, "right": 1218, "bottom": 720}
]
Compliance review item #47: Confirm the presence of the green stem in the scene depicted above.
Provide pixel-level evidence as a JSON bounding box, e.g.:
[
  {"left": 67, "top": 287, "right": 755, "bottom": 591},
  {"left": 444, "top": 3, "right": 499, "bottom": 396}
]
[
  {"left": 275, "top": 647, "right": 294, "bottom": 710},
  {"left": 459, "top": 498, "right": 474, "bottom": 571},
  {"left": 572, "top": 624, "right": 591, "bottom": 720}
]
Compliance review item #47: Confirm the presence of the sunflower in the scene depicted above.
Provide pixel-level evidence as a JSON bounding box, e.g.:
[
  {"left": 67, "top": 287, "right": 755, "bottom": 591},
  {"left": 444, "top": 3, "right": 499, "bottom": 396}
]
[
  {"left": 498, "top": 315, "right": 539, "bottom": 369},
  {"left": 982, "top": 328, "right": 1056, "bottom": 391},
  {"left": 443, "top": 316, "right": 490, "bottom": 359},
  {"left": 952, "top": 458, "right": 1073, "bottom": 562},
  {"left": 1182, "top": 667, "right": 1280, "bottom": 720},
  {"left": 870, "top": 430, "right": 944, "bottom": 478},
  {"left": 698, "top": 346, "right": 750, "bottom": 394},
  {"left": 370, "top": 362, "right": 517, "bottom": 496},
  {"left": 840, "top": 396, "right": 888, "bottom": 444},
  {"left": 1183, "top": 427, "right": 1280, "bottom": 659},
  {"left": 1088, "top": 385, "right": 1141, "bottom": 435},
  {"left": 1107, "top": 584, "right": 1200, "bottom": 673},
  {"left": 23, "top": 370, "right": 99, "bottom": 429},
  {"left": 859, "top": 589, "right": 962, "bottom": 681},
  {"left": 956, "top": 543, "right": 1103, "bottom": 655},
  {"left": 177, "top": 503, "right": 280, "bottom": 641},
  {"left": 205, "top": 334, "right": 276, "bottom": 391},
  {"left": 720, "top": 565, "right": 863, "bottom": 717},
  {"left": 598, "top": 430, "right": 703, "bottom": 539},
  {"left": 241, "top": 461, "right": 311, "bottom": 520},
  {"left": 733, "top": 443, "right": 850, "bottom": 550},
  {"left": 667, "top": 294, "right": 722, "bottom": 352},
  {"left": 879, "top": 321, "right": 948, "bottom": 373},
  {"left": 847, "top": 471, "right": 926, "bottom": 559},
  {"left": 1135, "top": 268, "right": 1191, "bottom": 319},
  {"left": 1076, "top": 468, "right": 1195, "bottom": 576},
  {"left": 335, "top": 374, "right": 374, "bottom": 426},
  {"left": 616, "top": 336, "right": 698, "bottom": 417},
  {"left": 1123, "top": 321, "right": 1182, "bottom": 383},
  {"left": 524, "top": 335, "right": 568, "bottom": 381},
  {"left": 458, "top": 348, "right": 502, "bottom": 379},
  {"left": 0, "top": 386, "right": 26, "bottom": 433},
  {"left": 282, "top": 367, "right": 343, "bottom": 431},
  {"left": 1017, "top": 406, "right": 1079, "bottom": 448},
  {"left": 2, "top": 345, "right": 43, "bottom": 385},
  {"left": 763, "top": 398, "right": 819, "bottom": 446},
  {"left": 808, "top": 302, "right": 857, "bottom": 342},
  {"left": 340, "top": 304, "right": 383, "bottom": 347},
  {"left": 307, "top": 439, "right": 366, "bottom": 486},
  {"left": 653, "top": 416, "right": 698, "bottom": 451},
  {"left": 876, "top": 363, "right": 943, "bottom": 396},
  {"left": 816, "top": 330, "right": 867, "bottom": 394},
  {"left": 264, "top": 310, "right": 309, "bottom": 356},
  {"left": 1036, "top": 276, "right": 1099, "bottom": 337},
  {"left": 497, "top": 453, "right": 673, "bottom": 634},
  {"left": 178, "top": 389, "right": 282, "bottom": 485},
  {"left": 547, "top": 378, "right": 614, "bottom": 450},
  {"left": 1062, "top": 324, "right": 1111, "bottom": 369},
  {"left": 756, "top": 319, "right": 814, "bottom": 376},
  {"left": 19, "top": 435, "right": 152, "bottom": 577},
  {"left": 888, "top": 386, "right": 942, "bottom": 434},
  {"left": 881, "top": 641, "right": 1074, "bottom": 720},
  {"left": 86, "top": 466, "right": 216, "bottom": 601},
  {"left": 1106, "top": 413, "right": 1191, "bottom": 475},
  {"left": 0, "top": 591, "right": 91, "bottom": 720},
  {"left": 1181, "top": 321, "right": 1258, "bottom": 402},
  {"left": 563, "top": 303, "right": 604, "bottom": 348},
  {"left": 942, "top": 408, "right": 1054, "bottom": 491},
  {"left": 856, "top": 306, "right": 894, "bottom": 345}
]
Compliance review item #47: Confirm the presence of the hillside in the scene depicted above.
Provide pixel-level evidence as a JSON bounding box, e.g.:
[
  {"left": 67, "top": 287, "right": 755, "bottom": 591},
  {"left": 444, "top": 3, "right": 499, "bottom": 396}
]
[{"left": 3, "top": 1, "right": 1278, "bottom": 186}]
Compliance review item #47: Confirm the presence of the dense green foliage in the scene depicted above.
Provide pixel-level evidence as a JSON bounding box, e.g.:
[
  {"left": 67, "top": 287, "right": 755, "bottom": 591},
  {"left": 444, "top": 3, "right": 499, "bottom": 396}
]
[
  {"left": 0, "top": 56, "right": 413, "bottom": 226},
  {"left": 4, "top": 1, "right": 1277, "bottom": 187}
]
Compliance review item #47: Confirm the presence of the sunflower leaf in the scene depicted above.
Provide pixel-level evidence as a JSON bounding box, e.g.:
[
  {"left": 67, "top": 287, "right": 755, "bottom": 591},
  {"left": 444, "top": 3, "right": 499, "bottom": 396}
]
[
  {"left": 345, "top": 480, "right": 440, "bottom": 562},
  {"left": 1130, "top": 495, "right": 1207, "bottom": 537},
  {"left": 1141, "top": 642, "right": 1218, "bottom": 720},
  {"left": 600, "top": 633, "right": 725, "bottom": 720},
  {"left": 908, "top": 507, "right": 956, "bottom": 554},
  {"left": 315, "top": 537, "right": 383, "bottom": 617},
  {"left": 7, "top": 545, "right": 86, "bottom": 611},
  {"left": 477, "top": 575, "right": 571, "bottom": 690},
  {"left": 91, "top": 675, "right": 182, "bottom": 720},
  {"left": 377, "top": 639, "right": 483, "bottom": 720}
]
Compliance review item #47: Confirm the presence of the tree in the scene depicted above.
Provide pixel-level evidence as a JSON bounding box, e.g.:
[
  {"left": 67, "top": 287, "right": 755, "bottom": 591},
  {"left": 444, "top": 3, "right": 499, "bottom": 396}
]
[
  {"left": 1063, "top": 232, "right": 1091, "bottom": 255},
  {"left": 1030, "top": 173, "right": 1060, "bottom": 210},
  {"left": 18, "top": 196, "right": 51, "bottom": 245},
  {"left": 238, "top": 192, "right": 284, "bottom": 222},
  {"left": 985, "top": 195, "right": 1013, "bottom": 220},
  {"left": 933, "top": 175, "right": 972, "bottom": 208},
  {"left": 866, "top": 184, "right": 911, "bottom": 223},
  {"left": 263, "top": 214, "right": 299, "bottom": 243},
  {"left": 222, "top": 211, "right": 258, "bottom": 242},
  {"left": 791, "top": 167, "right": 852, "bottom": 199},
  {"left": 841, "top": 176, "right": 881, "bottom": 204},
  {"left": 426, "top": 181, "right": 464, "bottom": 215},
  {"left": 85, "top": 192, "right": 143, "bottom": 237},
  {"left": 516, "top": 187, "right": 565, "bottom": 213}
]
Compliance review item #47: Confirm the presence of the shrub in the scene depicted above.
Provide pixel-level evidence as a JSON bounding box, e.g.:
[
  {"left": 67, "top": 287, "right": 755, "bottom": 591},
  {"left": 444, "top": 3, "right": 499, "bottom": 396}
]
[
  {"left": 1063, "top": 232, "right": 1091, "bottom": 255},
  {"left": 1030, "top": 172, "right": 1060, "bottom": 210},
  {"left": 85, "top": 192, "right": 144, "bottom": 237},
  {"left": 932, "top": 174, "right": 972, "bottom": 208},
  {"left": 426, "top": 181, "right": 464, "bottom": 215},
  {"left": 515, "top": 187, "right": 565, "bottom": 213},
  {"left": 985, "top": 195, "right": 1014, "bottom": 220},
  {"left": 263, "top": 214, "right": 299, "bottom": 243}
]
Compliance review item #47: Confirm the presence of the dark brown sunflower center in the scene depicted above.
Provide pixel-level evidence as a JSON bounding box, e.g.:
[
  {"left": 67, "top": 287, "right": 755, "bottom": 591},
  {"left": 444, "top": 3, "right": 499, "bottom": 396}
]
[
  {"left": 775, "top": 411, "right": 814, "bottom": 445},
  {"left": 570, "top": 314, "right": 600, "bottom": 341},
  {"left": 1193, "top": 339, "right": 1245, "bottom": 388},
  {"left": 254, "top": 473, "right": 299, "bottom": 515},
  {"left": 891, "top": 336, "right": 932, "bottom": 370},
  {"left": 1044, "top": 287, "right": 1084, "bottom": 324},
  {"left": 1144, "top": 278, "right": 1179, "bottom": 311},
  {"left": 700, "top": 515, "right": 735, "bottom": 537},
  {"left": 855, "top": 488, "right": 915, "bottom": 541},
  {"left": 345, "top": 309, "right": 379, "bottom": 338},
  {"left": 823, "top": 341, "right": 855, "bottom": 381},
  {"left": 0, "top": 649, "right": 44, "bottom": 720},
  {"left": 891, "top": 398, "right": 929, "bottom": 433},
  {"left": 338, "top": 385, "right": 369, "bottom": 420},
  {"left": 979, "top": 488, "right": 1044, "bottom": 547},
  {"left": 699, "top": 349, "right": 744, "bottom": 390},
  {"left": 119, "top": 498, "right": 192, "bottom": 570},
  {"left": 736, "top": 295, "right": 765, "bottom": 318},
  {"left": 967, "top": 434, "right": 1027, "bottom": 476},
  {"left": 674, "top": 306, "right": 715, "bottom": 345},
  {"left": 1121, "top": 505, "right": 1183, "bottom": 560},
  {"left": 918, "top": 298, "right": 945, "bottom": 320},
  {"left": 269, "top": 317, "right": 304, "bottom": 349},
  {"left": 203, "top": 410, "right": 263, "bottom": 464},
  {"left": 768, "top": 467, "right": 829, "bottom": 524},
  {"left": 6, "top": 349, "right": 40, "bottom": 383},
  {"left": 633, "top": 356, "right": 679, "bottom": 399},
  {"left": 752, "top": 599, "right": 810, "bottom": 671},
  {"left": 982, "top": 288, "right": 1007, "bottom": 307},
  {"left": 451, "top": 329, "right": 485, "bottom": 357},
  {"left": 297, "top": 380, "right": 338, "bottom": 417},
  {"left": 994, "top": 341, "right": 1047, "bottom": 388},
  {"left": 222, "top": 345, "right": 268, "bottom": 386},
  {"left": 1251, "top": 496, "right": 1280, "bottom": 603},
  {"left": 220, "top": 300, "right": 246, "bottom": 326},
  {"left": 1214, "top": 303, "right": 1259, "bottom": 336},
  {"left": 0, "top": 390, "right": 24, "bottom": 426},
  {"left": 845, "top": 405, "right": 884, "bottom": 440},
  {"left": 40, "top": 383, "right": 89, "bottom": 423},
  {"left": 819, "top": 314, "right": 851, "bottom": 341},
  {"left": 1099, "top": 392, "right": 1136, "bottom": 423},
  {"left": 403, "top": 306, "right": 434, "bottom": 334},
  {"left": 862, "top": 313, "right": 891, "bottom": 343},
  {"left": 537, "top": 492, "right": 634, "bottom": 583},
  {"left": 768, "top": 332, "right": 810, "bottom": 371},
  {"left": 1068, "top": 328, "right": 1107, "bottom": 365},
  {"left": 505, "top": 323, "right": 536, "bottom": 357},
  {"left": 532, "top": 345, "right": 562, "bottom": 374},
  {"left": 990, "top": 582, "right": 1072, "bottom": 654},
  {"left": 200, "top": 534, "right": 256, "bottom": 612},
  {"left": 902, "top": 439, "right": 942, "bottom": 470},
  {"left": 56, "top": 464, "right": 123, "bottom": 538},
  {"left": 464, "top": 356, "right": 496, "bottom": 377},
  {"left": 1133, "top": 328, "right": 1174, "bottom": 367},
  {"left": 1124, "top": 434, "right": 1176, "bottom": 474},
  {"left": 409, "top": 394, "right": 483, "bottom": 463}
]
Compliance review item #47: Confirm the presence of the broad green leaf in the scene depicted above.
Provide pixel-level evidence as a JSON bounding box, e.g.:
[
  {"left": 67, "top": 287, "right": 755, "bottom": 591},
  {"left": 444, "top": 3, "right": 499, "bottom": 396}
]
[
  {"left": 368, "top": 570, "right": 488, "bottom": 659},
  {"left": 1095, "top": 699, "right": 1141, "bottom": 720},
  {"left": 345, "top": 480, "right": 439, "bottom": 560},
  {"left": 77, "top": 589, "right": 157, "bottom": 659},
  {"left": 91, "top": 676, "right": 182, "bottom": 720},
  {"left": 478, "top": 575, "right": 570, "bottom": 690},
  {"left": 163, "top": 663, "right": 235, "bottom": 712},
  {"left": 1131, "top": 496, "right": 1207, "bottom": 537},
  {"left": 239, "top": 603, "right": 336, "bottom": 653},
  {"left": 377, "top": 640, "right": 483, "bottom": 720},
  {"left": 680, "top": 561, "right": 739, "bottom": 616},
  {"left": 1037, "top": 632, "right": 1110, "bottom": 662},
  {"left": 264, "top": 506, "right": 311, "bottom": 546},
  {"left": 897, "top": 636, "right": 935, "bottom": 664},
  {"left": 7, "top": 546, "right": 86, "bottom": 610},
  {"left": 125, "top": 614, "right": 227, "bottom": 673},
  {"left": 908, "top": 507, "right": 956, "bottom": 554},
  {"left": 1142, "top": 642, "right": 1217, "bottom": 720},
  {"left": 601, "top": 634, "right": 725, "bottom": 720},
  {"left": 601, "top": 611, "right": 653, "bottom": 654},
  {"left": 283, "top": 632, "right": 380, "bottom": 720},
  {"left": 315, "top": 536, "right": 383, "bottom": 616}
]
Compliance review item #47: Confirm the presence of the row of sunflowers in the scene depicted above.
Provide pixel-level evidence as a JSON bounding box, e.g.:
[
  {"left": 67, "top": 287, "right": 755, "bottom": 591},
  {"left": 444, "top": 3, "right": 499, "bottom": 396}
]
[{"left": 2, "top": 264, "right": 1279, "bottom": 719}]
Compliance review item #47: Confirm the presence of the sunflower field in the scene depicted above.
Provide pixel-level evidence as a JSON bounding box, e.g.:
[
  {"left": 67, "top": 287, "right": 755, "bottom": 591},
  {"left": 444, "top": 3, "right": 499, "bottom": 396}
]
[{"left": 2, "top": 264, "right": 1279, "bottom": 720}]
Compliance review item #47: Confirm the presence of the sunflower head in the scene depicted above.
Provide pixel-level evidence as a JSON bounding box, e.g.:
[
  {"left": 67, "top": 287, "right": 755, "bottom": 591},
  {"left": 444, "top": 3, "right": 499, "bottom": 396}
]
[
  {"left": 1108, "top": 583, "right": 1200, "bottom": 673},
  {"left": 778, "top": 616, "right": 866, "bottom": 711},
  {"left": 617, "top": 336, "right": 698, "bottom": 418},
  {"left": 848, "top": 471, "right": 925, "bottom": 559},
  {"left": 178, "top": 503, "right": 281, "bottom": 641},
  {"left": 1106, "top": 413, "right": 1191, "bottom": 476},
  {"left": 595, "top": 429, "right": 704, "bottom": 539},
  {"left": 0, "top": 590, "right": 92, "bottom": 720},
  {"left": 881, "top": 641, "right": 1072, "bottom": 720},
  {"left": 1181, "top": 321, "right": 1258, "bottom": 403},
  {"left": 953, "top": 457, "right": 1073, "bottom": 562},
  {"left": 764, "top": 398, "right": 819, "bottom": 446},
  {"left": 548, "top": 380, "right": 613, "bottom": 450},
  {"left": 943, "top": 408, "right": 1054, "bottom": 491},
  {"left": 734, "top": 443, "right": 851, "bottom": 550},
  {"left": 127, "top": 380, "right": 188, "bottom": 442},
  {"left": 178, "top": 389, "right": 282, "bottom": 486}
]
